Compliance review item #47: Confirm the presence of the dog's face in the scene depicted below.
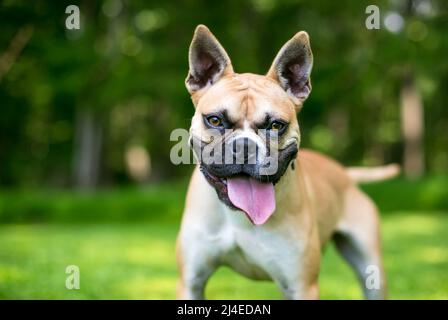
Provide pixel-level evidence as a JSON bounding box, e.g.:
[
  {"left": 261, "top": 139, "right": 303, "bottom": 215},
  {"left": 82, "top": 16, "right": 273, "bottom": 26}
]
[{"left": 185, "top": 25, "right": 313, "bottom": 225}]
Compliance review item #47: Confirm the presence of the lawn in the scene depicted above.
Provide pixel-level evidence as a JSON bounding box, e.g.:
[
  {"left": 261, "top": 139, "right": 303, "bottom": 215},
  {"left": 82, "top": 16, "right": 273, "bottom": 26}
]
[{"left": 0, "top": 212, "right": 447, "bottom": 299}]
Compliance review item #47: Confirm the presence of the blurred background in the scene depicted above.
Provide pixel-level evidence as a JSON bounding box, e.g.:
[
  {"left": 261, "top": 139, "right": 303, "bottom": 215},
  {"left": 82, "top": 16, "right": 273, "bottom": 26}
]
[{"left": 0, "top": 0, "right": 447, "bottom": 299}]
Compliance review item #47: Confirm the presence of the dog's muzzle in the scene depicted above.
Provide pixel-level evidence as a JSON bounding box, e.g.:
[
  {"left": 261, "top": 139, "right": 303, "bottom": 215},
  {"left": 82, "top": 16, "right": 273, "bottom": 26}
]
[{"left": 190, "top": 134, "right": 298, "bottom": 211}]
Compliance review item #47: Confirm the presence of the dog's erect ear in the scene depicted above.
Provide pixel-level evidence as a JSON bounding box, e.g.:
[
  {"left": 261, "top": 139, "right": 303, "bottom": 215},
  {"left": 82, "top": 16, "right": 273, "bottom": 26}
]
[
  {"left": 267, "top": 31, "right": 313, "bottom": 107},
  {"left": 186, "top": 25, "right": 233, "bottom": 94}
]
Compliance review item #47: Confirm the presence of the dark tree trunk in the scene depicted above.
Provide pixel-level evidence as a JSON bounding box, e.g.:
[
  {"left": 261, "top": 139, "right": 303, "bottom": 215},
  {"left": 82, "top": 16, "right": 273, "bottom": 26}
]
[{"left": 73, "top": 109, "right": 102, "bottom": 189}]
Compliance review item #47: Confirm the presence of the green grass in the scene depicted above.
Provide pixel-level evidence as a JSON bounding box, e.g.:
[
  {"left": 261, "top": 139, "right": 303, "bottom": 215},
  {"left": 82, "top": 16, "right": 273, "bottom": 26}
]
[
  {"left": 0, "top": 177, "right": 447, "bottom": 299},
  {"left": 0, "top": 212, "right": 447, "bottom": 299}
]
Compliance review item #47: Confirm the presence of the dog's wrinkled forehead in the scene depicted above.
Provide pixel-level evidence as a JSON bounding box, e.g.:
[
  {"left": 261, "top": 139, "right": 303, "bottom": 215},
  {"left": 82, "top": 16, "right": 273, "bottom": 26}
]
[
  {"left": 197, "top": 73, "right": 296, "bottom": 127},
  {"left": 185, "top": 24, "right": 313, "bottom": 128}
]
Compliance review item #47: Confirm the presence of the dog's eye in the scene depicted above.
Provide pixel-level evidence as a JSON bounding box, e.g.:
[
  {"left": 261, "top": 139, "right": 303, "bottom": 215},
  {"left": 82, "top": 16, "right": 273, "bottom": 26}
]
[
  {"left": 206, "top": 116, "right": 223, "bottom": 127},
  {"left": 269, "top": 121, "right": 285, "bottom": 131}
]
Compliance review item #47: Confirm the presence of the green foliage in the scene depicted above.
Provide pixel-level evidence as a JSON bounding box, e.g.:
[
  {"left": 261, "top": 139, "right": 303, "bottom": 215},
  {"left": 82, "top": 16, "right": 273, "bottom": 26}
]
[
  {"left": 0, "top": 212, "right": 447, "bottom": 299},
  {"left": 361, "top": 176, "right": 448, "bottom": 212},
  {"left": 1, "top": 1, "right": 447, "bottom": 186},
  {"left": 0, "top": 182, "right": 188, "bottom": 224},
  {"left": 0, "top": 178, "right": 446, "bottom": 224}
]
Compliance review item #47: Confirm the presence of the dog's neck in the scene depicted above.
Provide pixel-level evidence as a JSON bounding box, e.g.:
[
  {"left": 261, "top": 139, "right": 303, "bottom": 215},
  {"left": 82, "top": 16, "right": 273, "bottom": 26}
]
[{"left": 275, "top": 159, "right": 302, "bottom": 204}]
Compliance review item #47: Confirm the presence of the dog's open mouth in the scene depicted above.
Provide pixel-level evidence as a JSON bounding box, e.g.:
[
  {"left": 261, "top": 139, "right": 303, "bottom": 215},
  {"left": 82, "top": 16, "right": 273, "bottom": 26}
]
[
  {"left": 196, "top": 140, "right": 298, "bottom": 225},
  {"left": 200, "top": 168, "right": 276, "bottom": 225}
]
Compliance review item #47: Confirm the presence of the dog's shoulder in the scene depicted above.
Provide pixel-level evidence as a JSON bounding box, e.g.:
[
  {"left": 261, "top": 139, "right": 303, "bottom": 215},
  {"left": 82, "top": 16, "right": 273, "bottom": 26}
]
[{"left": 297, "top": 149, "right": 353, "bottom": 190}]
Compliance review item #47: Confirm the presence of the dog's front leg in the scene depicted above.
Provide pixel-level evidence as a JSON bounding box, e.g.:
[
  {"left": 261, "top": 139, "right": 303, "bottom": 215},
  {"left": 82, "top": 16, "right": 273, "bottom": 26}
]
[
  {"left": 176, "top": 235, "right": 218, "bottom": 300},
  {"left": 279, "top": 281, "right": 319, "bottom": 300},
  {"left": 275, "top": 237, "right": 321, "bottom": 300},
  {"left": 177, "top": 267, "right": 216, "bottom": 300}
]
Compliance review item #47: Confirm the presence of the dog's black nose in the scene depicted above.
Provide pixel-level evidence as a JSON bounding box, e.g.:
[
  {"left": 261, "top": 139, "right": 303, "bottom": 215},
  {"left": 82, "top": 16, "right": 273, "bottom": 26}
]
[{"left": 232, "top": 137, "right": 257, "bottom": 164}]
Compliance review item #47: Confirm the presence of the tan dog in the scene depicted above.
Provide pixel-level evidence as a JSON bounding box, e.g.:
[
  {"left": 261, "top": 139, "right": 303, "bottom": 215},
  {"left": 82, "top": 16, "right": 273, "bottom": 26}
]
[{"left": 176, "top": 25, "right": 399, "bottom": 300}]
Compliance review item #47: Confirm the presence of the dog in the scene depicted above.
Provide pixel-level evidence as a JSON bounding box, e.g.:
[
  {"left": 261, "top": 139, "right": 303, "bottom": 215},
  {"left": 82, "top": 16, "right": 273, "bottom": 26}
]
[{"left": 176, "top": 25, "right": 399, "bottom": 300}]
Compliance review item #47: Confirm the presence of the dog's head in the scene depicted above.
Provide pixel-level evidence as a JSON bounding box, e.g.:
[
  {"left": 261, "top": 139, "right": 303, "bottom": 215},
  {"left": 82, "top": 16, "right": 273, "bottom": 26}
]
[{"left": 186, "top": 25, "right": 313, "bottom": 225}]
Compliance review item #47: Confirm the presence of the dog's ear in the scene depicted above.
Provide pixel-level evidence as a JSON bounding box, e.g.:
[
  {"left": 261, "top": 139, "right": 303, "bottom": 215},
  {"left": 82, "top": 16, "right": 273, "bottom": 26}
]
[
  {"left": 185, "top": 25, "right": 233, "bottom": 94},
  {"left": 267, "top": 31, "right": 313, "bottom": 108}
]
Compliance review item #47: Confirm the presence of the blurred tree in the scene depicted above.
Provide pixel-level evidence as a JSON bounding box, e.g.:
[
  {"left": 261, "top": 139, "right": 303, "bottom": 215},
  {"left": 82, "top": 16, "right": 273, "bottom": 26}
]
[{"left": 0, "top": 0, "right": 446, "bottom": 188}]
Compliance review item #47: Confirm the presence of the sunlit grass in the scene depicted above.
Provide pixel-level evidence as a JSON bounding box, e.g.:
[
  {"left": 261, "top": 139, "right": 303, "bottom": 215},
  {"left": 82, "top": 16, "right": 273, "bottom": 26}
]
[{"left": 0, "top": 212, "right": 447, "bottom": 299}]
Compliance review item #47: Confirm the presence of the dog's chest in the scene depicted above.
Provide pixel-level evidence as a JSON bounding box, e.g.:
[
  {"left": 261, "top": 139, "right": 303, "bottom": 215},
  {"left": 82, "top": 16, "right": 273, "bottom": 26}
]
[{"left": 214, "top": 208, "right": 302, "bottom": 281}]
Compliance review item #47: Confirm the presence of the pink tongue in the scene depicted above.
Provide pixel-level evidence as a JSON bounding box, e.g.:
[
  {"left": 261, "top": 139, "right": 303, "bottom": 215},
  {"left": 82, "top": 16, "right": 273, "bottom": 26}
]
[{"left": 227, "top": 176, "right": 276, "bottom": 225}]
